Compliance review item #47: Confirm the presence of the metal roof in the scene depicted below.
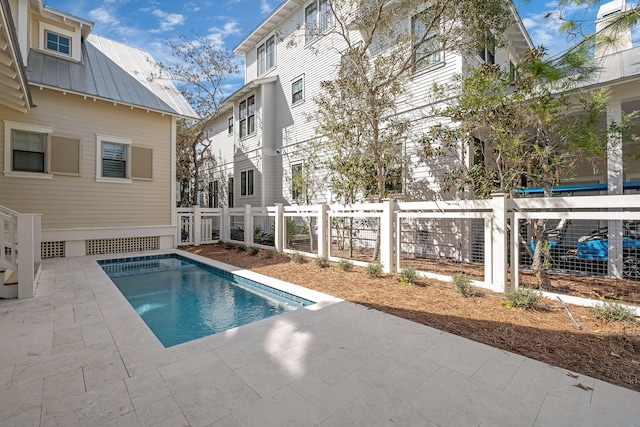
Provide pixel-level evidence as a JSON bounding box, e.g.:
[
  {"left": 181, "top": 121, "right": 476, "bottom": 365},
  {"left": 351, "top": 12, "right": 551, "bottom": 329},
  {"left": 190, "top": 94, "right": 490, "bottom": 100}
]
[{"left": 27, "top": 34, "right": 197, "bottom": 118}]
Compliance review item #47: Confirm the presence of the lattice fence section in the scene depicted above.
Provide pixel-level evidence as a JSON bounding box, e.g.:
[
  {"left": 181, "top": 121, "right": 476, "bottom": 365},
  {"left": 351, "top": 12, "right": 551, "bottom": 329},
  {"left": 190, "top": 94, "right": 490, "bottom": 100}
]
[
  {"left": 86, "top": 237, "right": 159, "bottom": 255},
  {"left": 41, "top": 241, "right": 65, "bottom": 259},
  {"left": 398, "top": 216, "right": 486, "bottom": 281},
  {"left": 285, "top": 216, "right": 318, "bottom": 254}
]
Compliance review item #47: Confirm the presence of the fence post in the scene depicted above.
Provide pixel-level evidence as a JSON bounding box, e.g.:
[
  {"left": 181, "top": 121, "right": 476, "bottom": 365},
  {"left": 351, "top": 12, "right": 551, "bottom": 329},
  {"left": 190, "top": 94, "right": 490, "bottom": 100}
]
[
  {"left": 17, "top": 214, "right": 35, "bottom": 298},
  {"left": 274, "top": 204, "right": 284, "bottom": 252},
  {"left": 219, "top": 207, "right": 226, "bottom": 241},
  {"left": 193, "top": 205, "right": 201, "bottom": 246},
  {"left": 491, "top": 193, "right": 508, "bottom": 291},
  {"left": 380, "top": 199, "right": 396, "bottom": 273},
  {"left": 318, "top": 202, "right": 328, "bottom": 259},
  {"left": 244, "top": 204, "right": 252, "bottom": 247}
]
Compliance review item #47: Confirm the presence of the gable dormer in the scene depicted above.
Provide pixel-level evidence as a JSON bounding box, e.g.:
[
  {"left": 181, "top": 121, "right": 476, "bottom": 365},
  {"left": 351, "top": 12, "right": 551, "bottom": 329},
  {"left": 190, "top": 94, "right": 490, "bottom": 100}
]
[{"left": 31, "top": 2, "right": 92, "bottom": 62}]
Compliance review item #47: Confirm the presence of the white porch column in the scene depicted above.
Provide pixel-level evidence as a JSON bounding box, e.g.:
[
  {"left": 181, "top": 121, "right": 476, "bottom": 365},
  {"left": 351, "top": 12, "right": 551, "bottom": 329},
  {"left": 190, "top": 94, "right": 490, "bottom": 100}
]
[
  {"left": 380, "top": 199, "right": 396, "bottom": 273},
  {"left": 317, "top": 202, "right": 328, "bottom": 259},
  {"left": 274, "top": 204, "right": 284, "bottom": 252},
  {"left": 491, "top": 193, "right": 508, "bottom": 291},
  {"left": 607, "top": 100, "right": 624, "bottom": 278}
]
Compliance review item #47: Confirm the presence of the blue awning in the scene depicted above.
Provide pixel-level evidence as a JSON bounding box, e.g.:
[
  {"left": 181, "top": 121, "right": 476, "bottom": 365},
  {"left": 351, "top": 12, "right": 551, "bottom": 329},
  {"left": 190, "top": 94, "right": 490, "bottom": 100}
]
[{"left": 517, "top": 182, "right": 640, "bottom": 195}]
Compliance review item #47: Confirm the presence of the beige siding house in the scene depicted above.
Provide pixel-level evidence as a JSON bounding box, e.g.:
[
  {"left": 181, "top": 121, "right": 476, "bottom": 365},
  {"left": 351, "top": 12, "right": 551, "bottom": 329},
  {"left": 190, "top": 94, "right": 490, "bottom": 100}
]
[{"left": 0, "top": 0, "right": 196, "bottom": 260}]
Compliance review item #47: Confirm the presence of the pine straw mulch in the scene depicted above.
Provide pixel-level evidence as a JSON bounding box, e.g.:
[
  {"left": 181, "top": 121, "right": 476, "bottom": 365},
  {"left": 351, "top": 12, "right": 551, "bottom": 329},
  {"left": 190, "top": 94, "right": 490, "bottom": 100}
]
[{"left": 182, "top": 243, "right": 640, "bottom": 392}]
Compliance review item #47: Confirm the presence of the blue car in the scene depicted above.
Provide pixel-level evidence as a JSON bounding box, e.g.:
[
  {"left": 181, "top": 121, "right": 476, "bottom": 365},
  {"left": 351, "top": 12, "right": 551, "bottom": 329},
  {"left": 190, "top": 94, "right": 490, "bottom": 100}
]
[{"left": 575, "top": 223, "right": 640, "bottom": 280}]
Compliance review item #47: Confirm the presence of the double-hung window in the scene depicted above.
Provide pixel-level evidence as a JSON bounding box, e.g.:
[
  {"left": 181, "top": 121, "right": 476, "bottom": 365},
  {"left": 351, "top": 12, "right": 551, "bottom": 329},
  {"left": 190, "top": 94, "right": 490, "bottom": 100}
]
[
  {"left": 240, "top": 170, "right": 254, "bottom": 196},
  {"left": 210, "top": 180, "right": 219, "bottom": 208},
  {"left": 412, "top": 10, "right": 441, "bottom": 71},
  {"left": 96, "top": 134, "right": 132, "bottom": 182},
  {"left": 291, "top": 163, "right": 303, "bottom": 200},
  {"left": 12, "top": 130, "right": 47, "bottom": 173},
  {"left": 239, "top": 95, "right": 255, "bottom": 138},
  {"left": 479, "top": 45, "right": 496, "bottom": 64},
  {"left": 257, "top": 35, "right": 275, "bottom": 76},
  {"left": 305, "top": 0, "right": 332, "bottom": 43},
  {"left": 291, "top": 77, "right": 304, "bottom": 104},
  {"left": 228, "top": 117, "right": 233, "bottom": 135}
]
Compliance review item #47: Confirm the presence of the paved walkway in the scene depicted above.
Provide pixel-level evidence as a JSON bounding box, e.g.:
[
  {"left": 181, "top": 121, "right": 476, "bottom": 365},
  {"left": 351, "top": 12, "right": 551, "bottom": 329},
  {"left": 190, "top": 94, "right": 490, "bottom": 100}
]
[{"left": 1, "top": 250, "right": 639, "bottom": 427}]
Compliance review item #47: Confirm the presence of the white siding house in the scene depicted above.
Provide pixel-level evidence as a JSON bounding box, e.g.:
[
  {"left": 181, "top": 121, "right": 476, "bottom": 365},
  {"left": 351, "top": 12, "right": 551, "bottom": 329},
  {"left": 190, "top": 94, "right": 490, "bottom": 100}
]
[
  {"left": 202, "top": 0, "right": 533, "bottom": 207},
  {"left": 0, "top": 0, "right": 196, "bottom": 264}
]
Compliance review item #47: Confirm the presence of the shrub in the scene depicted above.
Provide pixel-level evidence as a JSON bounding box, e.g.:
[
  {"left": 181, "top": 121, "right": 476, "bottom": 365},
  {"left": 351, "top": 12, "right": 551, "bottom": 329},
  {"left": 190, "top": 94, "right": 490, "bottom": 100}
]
[
  {"left": 453, "top": 274, "right": 475, "bottom": 297},
  {"left": 248, "top": 247, "right": 260, "bottom": 256},
  {"left": 237, "top": 244, "right": 247, "bottom": 252},
  {"left": 264, "top": 249, "right": 275, "bottom": 259},
  {"left": 400, "top": 267, "right": 417, "bottom": 285},
  {"left": 291, "top": 251, "right": 305, "bottom": 264},
  {"left": 224, "top": 243, "right": 235, "bottom": 250},
  {"left": 338, "top": 259, "right": 353, "bottom": 272},
  {"left": 503, "top": 287, "right": 541, "bottom": 310},
  {"left": 366, "top": 263, "right": 383, "bottom": 278},
  {"left": 315, "top": 256, "right": 329, "bottom": 268},
  {"left": 590, "top": 302, "right": 637, "bottom": 322}
]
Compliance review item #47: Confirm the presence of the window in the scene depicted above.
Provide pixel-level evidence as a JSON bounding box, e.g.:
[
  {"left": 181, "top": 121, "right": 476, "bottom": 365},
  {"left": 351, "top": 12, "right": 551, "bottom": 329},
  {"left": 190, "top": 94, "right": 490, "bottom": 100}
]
[
  {"left": 412, "top": 10, "right": 441, "bottom": 71},
  {"left": 12, "top": 130, "right": 46, "bottom": 173},
  {"left": 102, "top": 143, "right": 127, "bottom": 178},
  {"left": 210, "top": 180, "right": 219, "bottom": 208},
  {"left": 45, "top": 30, "right": 70, "bottom": 55},
  {"left": 4, "top": 121, "right": 53, "bottom": 179},
  {"left": 305, "top": 0, "right": 332, "bottom": 43},
  {"left": 228, "top": 177, "right": 234, "bottom": 207},
  {"left": 240, "top": 169, "right": 254, "bottom": 196},
  {"left": 479, "top": 45, "right": 495, "bottom": 64},
  {"left": 292, "top": 163, "right": 303, "bottom": 200},
  {"left": 96, "top": 134, "right": 132, "bottom": 183},
  {"left": 291, "top": 77, "right": 304, "bottom": 104},
  {"left": 509, "top": 60, "right": 517, "bottom": 83},
  {"left": 239, "top": 95, "right": 255, "bottom": 138},
  {"left": 257, "top": 35, "right": 276, "bottom": 76},
  {"left": 228, "top": 117, "right": 233, "bottom": 135}
]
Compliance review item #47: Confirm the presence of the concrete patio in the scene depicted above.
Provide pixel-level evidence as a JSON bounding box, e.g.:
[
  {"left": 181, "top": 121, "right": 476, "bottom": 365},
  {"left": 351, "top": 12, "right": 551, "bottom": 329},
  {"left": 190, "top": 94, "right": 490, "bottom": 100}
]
[{"left": 1, "top": 250, "right": 639, "bottom": 427}]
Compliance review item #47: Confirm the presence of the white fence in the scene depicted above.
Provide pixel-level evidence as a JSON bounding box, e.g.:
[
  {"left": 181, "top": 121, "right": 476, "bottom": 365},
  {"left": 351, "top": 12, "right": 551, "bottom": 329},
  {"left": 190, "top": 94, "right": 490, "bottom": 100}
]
[
  {"left": 178, "top": 194, "right": 640, "bottom": 310},
  {"left": 0, "top": 205, "right": 41, "bottom": 299}
]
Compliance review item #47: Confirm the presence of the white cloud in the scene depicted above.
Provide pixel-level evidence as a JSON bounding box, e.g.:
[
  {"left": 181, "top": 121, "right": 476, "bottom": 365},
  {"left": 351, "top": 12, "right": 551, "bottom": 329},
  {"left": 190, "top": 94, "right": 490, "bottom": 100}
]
[
  {"left": 206, "top": 20, "right": 242, "bottom": 47},
  {"left": 89, "top": 7, "right": 120, "bottom": 26},
  {"left": 260, "top": 0, "right": 272, "bottom": 15},
  {"left": 151, "top": 9, "right": 185, "bottom": 33}
]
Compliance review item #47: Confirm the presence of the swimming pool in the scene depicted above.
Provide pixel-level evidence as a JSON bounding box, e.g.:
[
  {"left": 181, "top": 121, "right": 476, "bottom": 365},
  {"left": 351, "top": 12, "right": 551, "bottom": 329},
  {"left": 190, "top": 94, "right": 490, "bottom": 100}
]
[{"left": 98, "top": 254, "right": 314, "bottom": 347}]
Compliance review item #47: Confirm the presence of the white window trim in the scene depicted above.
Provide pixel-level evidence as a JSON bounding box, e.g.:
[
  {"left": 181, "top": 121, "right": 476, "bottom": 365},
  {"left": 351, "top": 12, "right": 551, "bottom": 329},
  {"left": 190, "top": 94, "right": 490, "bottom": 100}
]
[
  {"left": 240, "top": 168, "right": 254, "bottom": 196},
  {"left": 96, "top": 134, "right": 132, "bottom": 184},
  {"left": 39, "top": 22, "right": 80, "bottom": 61},
  {"left": 305, "top": 0, "right": 333, "bottom": 45},
  {"left": 291, "top": 75, "right": 305, "bottom": 106},
  {"left": 3, "top": 120, "right": 53, "bottom": 180}
]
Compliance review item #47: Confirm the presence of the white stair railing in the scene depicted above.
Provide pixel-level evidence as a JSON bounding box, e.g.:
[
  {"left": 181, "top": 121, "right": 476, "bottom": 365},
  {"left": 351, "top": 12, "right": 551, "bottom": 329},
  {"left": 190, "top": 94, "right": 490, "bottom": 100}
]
[{"left": 0, "top": 205, "right": 41, "bottom": 298}]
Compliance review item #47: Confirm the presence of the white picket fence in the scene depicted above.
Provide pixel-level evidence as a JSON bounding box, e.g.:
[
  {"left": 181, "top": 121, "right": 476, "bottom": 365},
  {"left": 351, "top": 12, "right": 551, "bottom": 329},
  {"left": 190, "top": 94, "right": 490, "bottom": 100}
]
[{"left": 178, "top": 194, "right": 640, "bottom": 311}]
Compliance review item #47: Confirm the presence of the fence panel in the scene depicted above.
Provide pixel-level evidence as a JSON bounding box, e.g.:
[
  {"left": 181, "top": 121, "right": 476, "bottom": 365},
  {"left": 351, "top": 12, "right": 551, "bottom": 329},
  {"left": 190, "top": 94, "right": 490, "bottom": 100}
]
[
  {"left": 252, "top": 213, "right": 276, "bottom": 248},
  {"left": 513, "top": 211, "right": 640, "bottom": 306},
  {"left": 397, "top": 212, "right": 488, "bottom": 282}
]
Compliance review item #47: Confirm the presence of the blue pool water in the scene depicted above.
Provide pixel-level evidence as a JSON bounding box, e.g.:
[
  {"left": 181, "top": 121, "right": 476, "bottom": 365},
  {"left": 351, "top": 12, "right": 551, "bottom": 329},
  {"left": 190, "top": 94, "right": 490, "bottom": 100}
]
[{"left": 98, "top": 254, "right": 314, "bottom": 347}]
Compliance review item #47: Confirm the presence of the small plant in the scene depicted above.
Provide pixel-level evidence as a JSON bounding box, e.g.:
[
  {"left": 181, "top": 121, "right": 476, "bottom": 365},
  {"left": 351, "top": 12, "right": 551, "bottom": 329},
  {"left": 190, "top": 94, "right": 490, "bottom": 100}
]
[
  {"left": 338, "top": 259, "right": 353, "bottom": 272},
  {"left": 453, "top": 274, "right": 475, "bottom": 297},
  {"left": 315, "top": 256, "right": 329, "bottom": 268},
  {"left": 400, "top": 267, "right": 417, "bottom": 286},
  {"left": 590, "top": 302, "right": 637, "bottom": 322},
  {"left": 237, "top": 244, "right": 247, "bottom": 252},
  {"left": 366, "top": 263, "right": 383, "bottom": 278},
  {"left": 248, "top": 247, "right": 260, "bottom": 256},
  {"left": 291, "top": 251, "right": 305, "bottom": 264},
  {"left": 264, "top": 249, "right": 275, "bottom": 259},
  {"left": 503, "top": 287, "right": 542, "bottom": 310},
  {"left": 224, "top": 243, "right": 235, "bottom": 250}
]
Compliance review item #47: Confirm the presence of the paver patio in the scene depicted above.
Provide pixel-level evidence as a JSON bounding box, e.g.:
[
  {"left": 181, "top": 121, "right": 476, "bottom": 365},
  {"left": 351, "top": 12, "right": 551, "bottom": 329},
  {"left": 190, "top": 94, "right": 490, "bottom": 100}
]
[{"left": 1, "top": 250, "right": 639, "bottom": 427}]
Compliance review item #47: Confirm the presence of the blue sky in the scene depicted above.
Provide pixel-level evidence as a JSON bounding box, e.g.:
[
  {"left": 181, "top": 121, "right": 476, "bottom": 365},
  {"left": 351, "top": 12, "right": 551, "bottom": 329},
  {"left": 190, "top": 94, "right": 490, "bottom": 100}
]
[{"left": 43, "top": 0, "right": 608, "bottom": 92}]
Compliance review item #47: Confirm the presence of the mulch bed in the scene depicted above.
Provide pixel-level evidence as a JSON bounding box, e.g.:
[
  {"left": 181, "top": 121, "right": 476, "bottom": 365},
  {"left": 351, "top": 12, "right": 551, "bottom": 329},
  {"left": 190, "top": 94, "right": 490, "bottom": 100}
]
[{"left": 182, "top": 243, "right": 640, "bottom": 392}]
